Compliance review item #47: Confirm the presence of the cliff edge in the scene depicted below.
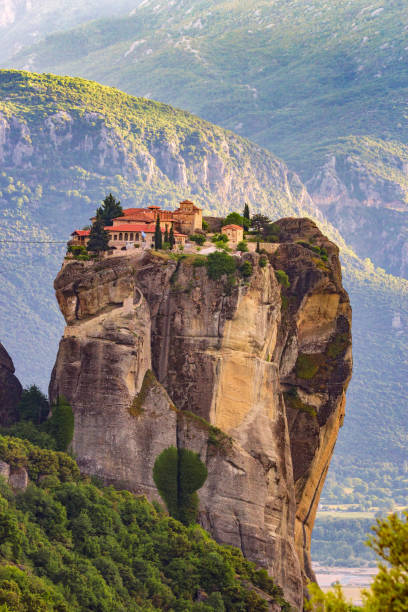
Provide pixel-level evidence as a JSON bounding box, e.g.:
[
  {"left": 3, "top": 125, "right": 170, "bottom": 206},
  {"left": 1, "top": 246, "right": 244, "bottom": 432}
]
[
  {"left": 0, "top": 342, "right": 22, "bottom": 425},
  {"left": 50, "top": 218, "right": 352, "bottom": 609}
]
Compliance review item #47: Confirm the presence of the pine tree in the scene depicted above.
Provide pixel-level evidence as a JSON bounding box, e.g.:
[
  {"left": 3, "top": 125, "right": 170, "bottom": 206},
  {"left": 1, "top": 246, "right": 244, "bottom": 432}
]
[
  {"left": 243, "top": 202, "right": 250, "bottom": 221},
  {"left": 95, "top": 193, "right": 123, "bottom": 226},
  {"left": 87, "top": 218, "right": 110, "bottom": 252},
  {"left": 164, "top": 224, "right": 169, "bottom": 244},
  {"left": 154, "top": 215, "right": 162, "bottom": 250},
  {"left": 169, "top": 224, "right": 175, "bottom": 249}
]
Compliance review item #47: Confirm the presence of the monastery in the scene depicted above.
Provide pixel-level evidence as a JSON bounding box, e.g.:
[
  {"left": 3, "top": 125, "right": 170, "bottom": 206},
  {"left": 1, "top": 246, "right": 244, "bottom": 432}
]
[{"left": 71, "top": 200, "right": 202, "bottom": 250}]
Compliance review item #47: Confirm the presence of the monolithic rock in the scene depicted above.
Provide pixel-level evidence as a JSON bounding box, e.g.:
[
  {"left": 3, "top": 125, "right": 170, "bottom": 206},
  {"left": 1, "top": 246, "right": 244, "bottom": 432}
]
[
  {"left": 50, "top": 218, "right": 352, "bottom": 609},
  {"left": 0, "top": 342, "right": 22, "bottom": 425}
]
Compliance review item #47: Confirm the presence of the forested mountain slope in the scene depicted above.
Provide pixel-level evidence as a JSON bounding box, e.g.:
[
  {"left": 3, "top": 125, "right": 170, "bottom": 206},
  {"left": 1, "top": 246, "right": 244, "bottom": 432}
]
[
  {"left": 0, "top": 70, "right": 406, "bottom": 530},
  {"left": 0, "top": 69, "right": 318, "bottom": 387},
  {"left": 8, "top": 0, "right": 408, "bottom": 278}
]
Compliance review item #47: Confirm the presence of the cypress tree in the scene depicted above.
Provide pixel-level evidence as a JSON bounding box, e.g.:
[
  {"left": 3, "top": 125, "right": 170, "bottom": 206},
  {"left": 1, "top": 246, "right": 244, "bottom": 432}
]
[
  {"left": 87, "top": 218, "right": 110, "bottom": 252},
  {"left": 154, "top": 215, "right": 162, "bottom": 250},
  {"left": 243, "top": 202, "right": 250, "bottom": 221},
  {"left": 169, "top": 224, "right": 175, "bottom": 249},
  {"left": 95, "top": 193, "right": 123, "bottom": 226},
  {"left": 164, "top": 224, "right": 169, "bottom": 244}
]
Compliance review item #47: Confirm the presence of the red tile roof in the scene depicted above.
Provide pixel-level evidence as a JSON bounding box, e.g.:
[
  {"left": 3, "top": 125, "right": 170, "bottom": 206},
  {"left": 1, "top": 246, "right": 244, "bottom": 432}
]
[
  {"left": 71, "top": 230, "right": 90, "bottom": 236},
  {"left": 222, "top": 224, "right": 243, "bottom": 230}
]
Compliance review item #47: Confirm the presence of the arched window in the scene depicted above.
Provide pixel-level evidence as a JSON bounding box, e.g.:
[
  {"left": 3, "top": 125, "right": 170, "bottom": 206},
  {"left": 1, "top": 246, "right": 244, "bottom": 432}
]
[
  {"left": 135, "top": 232, "right": 139, "bottom": 240},
  {"left": 130, "top": 232, "right": 134, "bottom": 241},
  {"left": 119, "top": 233, "right": 123, "bottom": 241},
  {"left": 114, "top": 235, "right": 118, "bottom": 241},
  {"left": 125, "top": 233, "right": 128, "bottom": 241}
]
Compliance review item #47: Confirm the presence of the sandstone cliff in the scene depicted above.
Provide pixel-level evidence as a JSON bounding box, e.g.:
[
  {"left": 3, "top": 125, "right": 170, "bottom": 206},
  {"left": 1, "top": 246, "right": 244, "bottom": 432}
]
[
  {"left": 50, "top": 219, "right": 352, "bottom": 609},
  {"left": 0, "top": 342, "right": 22, "bottom": 425}
]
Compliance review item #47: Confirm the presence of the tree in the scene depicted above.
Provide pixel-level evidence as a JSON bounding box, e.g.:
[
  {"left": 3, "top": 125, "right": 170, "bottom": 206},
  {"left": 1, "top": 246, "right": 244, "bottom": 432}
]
[
  {"left": 251, "top": 214, "right": 270, "bottom": 233},
  {"left": 44, "top": 396, "right": 74, "bottom": 452},
  {"left": 363, "top": 511, "right": 408, "bottom": 610},
  {"left": 154, "top": 215, "right": 162, "bottom": 250},
  {"left": 17, "top": 385, "right": 49, "bottom": 424},
  {"left": 169, "top": 224, "right": 175, "bottom": 249},
  {"left": 153, "top": 447, "right": 208, "bottom": 525},
  {"left": 243, "top": 203, "right": 250, "bottom": 221},
  {"left": 87, "top": 219, "right": 110, "bottom": 252},
  {"left": 237, "top": 240, "right": 248, "bottom": 252},
  {"left": 95, "top": 194, "right": 123, "bottom": 226},
  {"left": 224, "top": 212, "right": 249, "bottom": 230},
  {"left": 164, "top": 224, "right": 169, "bottom": 244}
]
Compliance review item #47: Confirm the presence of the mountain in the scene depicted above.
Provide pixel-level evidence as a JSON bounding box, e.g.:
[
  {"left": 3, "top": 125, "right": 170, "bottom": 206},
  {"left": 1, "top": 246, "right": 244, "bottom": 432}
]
[
  {"left": 7, "top": 0, "right": 408, "bottom": 279},
  {"left": 0, "top": 0, "right": 137, "bottom": 62},
  {"left": 0, "top": 70, "right": 407, "bottom": 563},
  {"left": 0, "top": 69, "right": 319, "bottom": 388}
]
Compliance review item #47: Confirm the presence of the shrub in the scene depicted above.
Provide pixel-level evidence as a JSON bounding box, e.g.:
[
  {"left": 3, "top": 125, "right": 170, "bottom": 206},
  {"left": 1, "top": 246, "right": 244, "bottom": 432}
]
[
  {"left": 211, "top": 233, "right": 228, "bottom": 243},
  {"left": 259, "top": 256, "right": 268, "bottom": 268},
  {"left": 206, "top": 251, "right": 236, "bottom": 280},
  {"left": 240, "top": 261, "right": 253, "bottom": 277},
  {"left": 275, "top": 269, "right": 290, "bottom": 288},
  {"left": 295, "top": 353, "right": 323, "bottom": 379},
  {"left": 202, "top": 220, "right": 209, "bottom": 231},
  {"left": 189, "top": 234, "right": 206, "bottom": 246},
  {"left": 237, "top": 240, "right": 248, "bottom": 252}
]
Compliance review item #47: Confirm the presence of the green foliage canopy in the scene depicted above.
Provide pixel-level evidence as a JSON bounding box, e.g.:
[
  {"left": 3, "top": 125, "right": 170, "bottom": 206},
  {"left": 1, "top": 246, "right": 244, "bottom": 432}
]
[{"left": 153, "top": 447, "right": 208, "bottom": 525}]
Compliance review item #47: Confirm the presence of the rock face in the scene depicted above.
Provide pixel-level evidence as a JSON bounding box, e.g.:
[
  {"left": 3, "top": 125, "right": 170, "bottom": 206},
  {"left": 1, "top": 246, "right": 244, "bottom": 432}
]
[
  {"left": 0, "top": 342, "right": 22, "bottom": 425},
  {"left": 50, "top": 218, "right": 352, "bottom": 609}
]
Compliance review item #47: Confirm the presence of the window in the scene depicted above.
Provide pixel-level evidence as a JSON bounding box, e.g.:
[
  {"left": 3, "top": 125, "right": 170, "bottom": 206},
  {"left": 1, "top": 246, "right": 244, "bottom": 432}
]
[
  {"left": 114, "top": 235, "right": 118, "bottom": 241},
  {"left": 119, "top": 233, "right": 123, "bottom": 241},
  {"left": 125, "top": 233, "right": 128, "bottom": 241},
  {"left": 130, "top": 232, "right": 134, "bottom": 240}
]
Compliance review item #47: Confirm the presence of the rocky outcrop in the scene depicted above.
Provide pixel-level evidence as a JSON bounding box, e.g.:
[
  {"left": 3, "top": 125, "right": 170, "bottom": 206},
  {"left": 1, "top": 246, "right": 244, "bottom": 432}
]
[
  {"left": 0, "top": 342, "right": 22, "bottom": 425},
  {"left": 50, "top": 218, "right": 352, "bottom": 609}
]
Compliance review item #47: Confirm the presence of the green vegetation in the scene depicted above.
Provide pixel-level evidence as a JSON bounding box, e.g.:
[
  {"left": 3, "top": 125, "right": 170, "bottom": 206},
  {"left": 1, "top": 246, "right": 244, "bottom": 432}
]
[
  {"left": 87, "top": 218, "right": 110, "bottom": 252},
  {"left": 308, "top": 512, "right": 408, "bottom": 611},
  {"left": 240, "top": 260, "right": 253, "bottom": 278},
  {"left": 128, "top": 370, "right": 156, "bottom": 417},
  {"left": 45, "top": 397, "right": 75, "bottom": 452},
  {"left": 0, "top": 436, "right": 289, "bottom": 611},
  {"left": 68, "top": 244, "right": 91, "bottom": 260},
  {"left": 275, "top": 270, "right": 290, "bottom": 289},
  {"left": 1, "top": 389, "right": 74, "bottom": 453},
  {"left": 189, "top": 234, "right": 206, "bottom": 246},
  {"left": 223, "top": 212, "right": 248, "bottom": 230},
  {"left": 96, "top": 193, "right": 123, "bottom": 226},
  {"left": 153, "top": 447, "right": 207, "bottom": 526},
  {"left": 295, "top": 353, "right": 323, "bottom": 380},
  {"left": 236, "top": 241, "right": 248, "bottom": 252},
  {"left": 283, "top": 389, "right": 317, "bottom": 418},
  {"left": 206, "top": 251, "right": 236, "bottom": 280}
]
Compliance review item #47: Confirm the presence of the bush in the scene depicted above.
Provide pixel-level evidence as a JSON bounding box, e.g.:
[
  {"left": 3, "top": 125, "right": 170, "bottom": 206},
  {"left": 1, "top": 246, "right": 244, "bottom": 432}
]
[
  {"left": 206, "top": 251, "right": 236, "bottom": 280},
  {"left": 189, "top": 234, "right": 206, "bottom": 246},
  {"left": 237, "top": 240, "right": 248, "bottom": 252},
  {"left": 295, "top": 353, "right": 323, "bottom": 379},
  {"left": 202, "top": 220, "right": 209, "bottom": 231},
  {"left": 211, "top": 233, "right": 228, "bottom": 244},
  {"left": 240, "top": 261, "right": 253, "bottom": 277},
  {"left": 259, "top": 256, "right": 268, "bottom": 268},
  {"left": 275, "top": 269, "right": 290, "bottom": 288}
]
